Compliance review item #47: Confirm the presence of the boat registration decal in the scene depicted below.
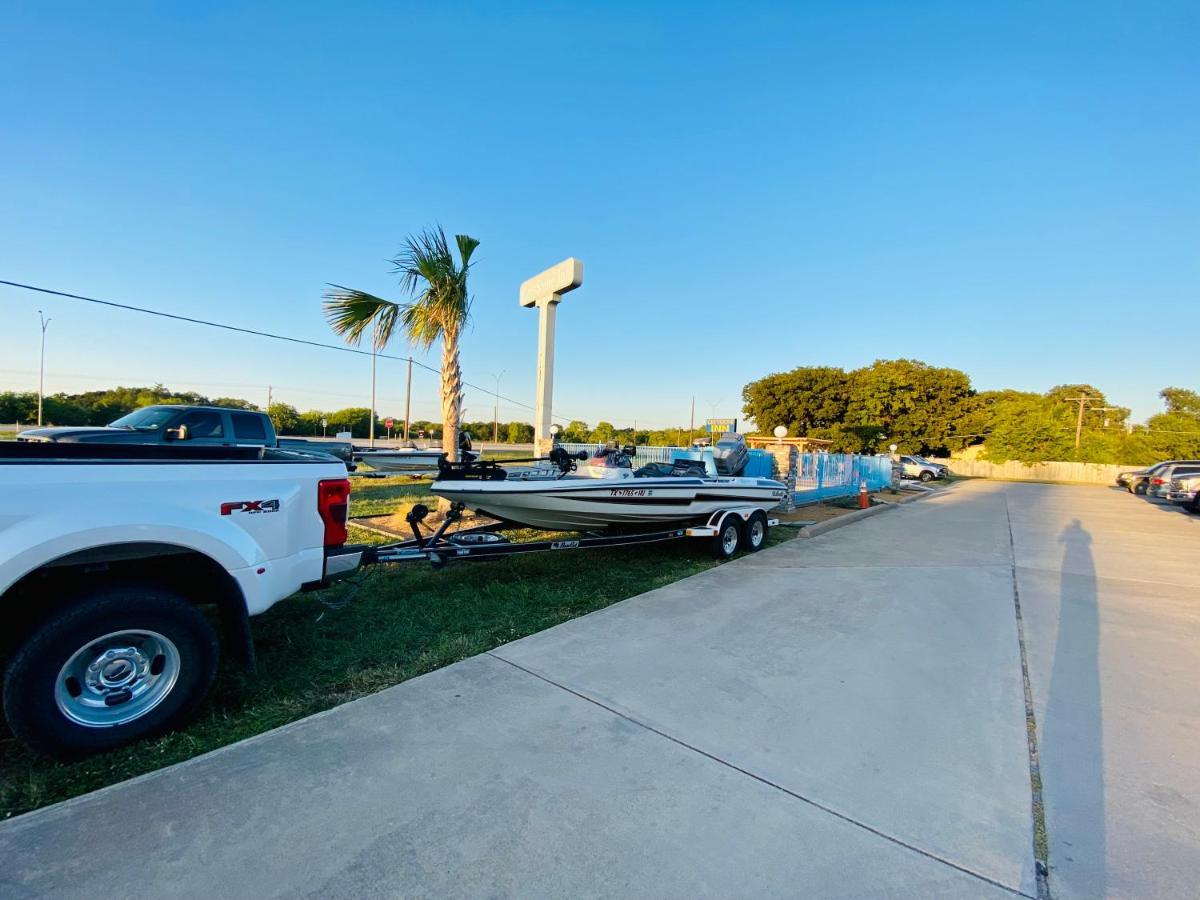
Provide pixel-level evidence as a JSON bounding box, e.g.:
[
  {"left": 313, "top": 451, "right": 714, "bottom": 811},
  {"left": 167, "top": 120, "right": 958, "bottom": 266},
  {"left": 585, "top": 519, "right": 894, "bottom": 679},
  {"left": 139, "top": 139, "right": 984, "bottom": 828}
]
[{"left": 609, "top": 488, "right": 651, "bottom": 497}]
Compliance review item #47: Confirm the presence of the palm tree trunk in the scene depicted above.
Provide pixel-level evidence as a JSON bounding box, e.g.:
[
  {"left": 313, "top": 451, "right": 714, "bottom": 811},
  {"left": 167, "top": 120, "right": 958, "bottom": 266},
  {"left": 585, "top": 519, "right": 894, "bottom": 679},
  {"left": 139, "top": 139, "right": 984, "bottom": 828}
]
[{"left": 441, "top": 331, "right": 462, "bottom": 463}]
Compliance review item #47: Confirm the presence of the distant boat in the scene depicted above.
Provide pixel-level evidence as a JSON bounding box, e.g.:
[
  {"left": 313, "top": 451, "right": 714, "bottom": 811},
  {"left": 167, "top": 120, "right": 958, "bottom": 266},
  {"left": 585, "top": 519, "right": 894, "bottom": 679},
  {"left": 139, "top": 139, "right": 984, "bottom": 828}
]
[{"left": 356, "top": 447, "right": 444, "bottom": 473}]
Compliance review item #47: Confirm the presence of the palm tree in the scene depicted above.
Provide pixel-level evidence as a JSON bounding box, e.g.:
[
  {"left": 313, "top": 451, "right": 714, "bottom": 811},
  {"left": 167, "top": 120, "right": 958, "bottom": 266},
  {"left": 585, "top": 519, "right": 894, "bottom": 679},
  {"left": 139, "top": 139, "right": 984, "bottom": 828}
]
[{"left": 324, "top": 226, "right": 479, "bottom": 462}]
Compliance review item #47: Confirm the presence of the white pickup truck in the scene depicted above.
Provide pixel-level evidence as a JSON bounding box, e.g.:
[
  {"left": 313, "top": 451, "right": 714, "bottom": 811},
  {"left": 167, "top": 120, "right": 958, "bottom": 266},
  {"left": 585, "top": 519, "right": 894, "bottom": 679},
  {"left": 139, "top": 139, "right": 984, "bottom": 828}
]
[{"left": 0, "top": 442, "right": 366, "bottom": 758}]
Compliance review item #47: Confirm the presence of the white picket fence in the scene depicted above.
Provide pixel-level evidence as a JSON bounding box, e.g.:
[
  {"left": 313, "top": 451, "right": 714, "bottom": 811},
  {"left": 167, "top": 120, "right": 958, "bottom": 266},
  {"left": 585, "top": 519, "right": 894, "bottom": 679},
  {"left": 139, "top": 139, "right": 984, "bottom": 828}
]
[{"left": 928, "top": 457, "right": 1131, "bottom": 485}]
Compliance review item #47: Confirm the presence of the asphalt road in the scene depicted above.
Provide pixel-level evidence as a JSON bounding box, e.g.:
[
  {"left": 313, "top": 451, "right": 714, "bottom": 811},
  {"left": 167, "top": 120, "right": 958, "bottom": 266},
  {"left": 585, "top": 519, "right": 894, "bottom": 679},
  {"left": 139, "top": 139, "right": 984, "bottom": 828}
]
[{"left": 0, "top": 480, "right": 1195, "bottom": 898}]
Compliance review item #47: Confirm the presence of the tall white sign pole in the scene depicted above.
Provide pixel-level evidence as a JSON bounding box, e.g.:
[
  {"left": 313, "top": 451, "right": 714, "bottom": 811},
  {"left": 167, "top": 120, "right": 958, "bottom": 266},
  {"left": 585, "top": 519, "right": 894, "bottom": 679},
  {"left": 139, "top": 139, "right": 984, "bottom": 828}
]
[{"left": 520, "top": 258, "right": 583, "bottom": 454}]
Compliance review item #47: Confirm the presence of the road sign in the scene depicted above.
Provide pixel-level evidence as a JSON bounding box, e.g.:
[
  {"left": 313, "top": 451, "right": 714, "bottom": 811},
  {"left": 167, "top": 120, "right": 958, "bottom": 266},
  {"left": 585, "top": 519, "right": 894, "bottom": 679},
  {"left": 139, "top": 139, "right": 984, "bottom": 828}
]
[{"left": 385, "top": 418, "right": 394, "bottom": 429}]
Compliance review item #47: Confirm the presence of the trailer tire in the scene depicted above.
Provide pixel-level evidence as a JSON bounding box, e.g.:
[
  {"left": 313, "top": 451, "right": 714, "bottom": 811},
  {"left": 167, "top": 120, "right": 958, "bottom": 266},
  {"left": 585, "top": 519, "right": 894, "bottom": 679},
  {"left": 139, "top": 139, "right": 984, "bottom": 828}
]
[
  {"left": 742, "top": 511, "right": 769, "bottom": 552},
  {"left": 711, "top": 516, "right": 743, "bottom": 560},
  {"left": 2, "top": 585, "right": 219, "bottom": 760}
]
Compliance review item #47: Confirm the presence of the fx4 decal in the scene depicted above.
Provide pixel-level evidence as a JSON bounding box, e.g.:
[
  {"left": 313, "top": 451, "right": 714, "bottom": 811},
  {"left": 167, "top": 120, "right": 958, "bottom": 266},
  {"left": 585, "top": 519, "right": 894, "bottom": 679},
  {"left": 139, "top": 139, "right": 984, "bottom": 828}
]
[{"left": 220, "top": 499, "right": 281, "bottom": 516}]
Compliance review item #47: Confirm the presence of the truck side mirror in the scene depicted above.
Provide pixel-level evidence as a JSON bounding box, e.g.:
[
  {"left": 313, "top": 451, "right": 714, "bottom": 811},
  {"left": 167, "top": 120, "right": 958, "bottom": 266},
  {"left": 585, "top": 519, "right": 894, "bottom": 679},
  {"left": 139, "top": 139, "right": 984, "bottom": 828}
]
[{"left": 164, "top": 424, "right": 189, "bottom": 442}]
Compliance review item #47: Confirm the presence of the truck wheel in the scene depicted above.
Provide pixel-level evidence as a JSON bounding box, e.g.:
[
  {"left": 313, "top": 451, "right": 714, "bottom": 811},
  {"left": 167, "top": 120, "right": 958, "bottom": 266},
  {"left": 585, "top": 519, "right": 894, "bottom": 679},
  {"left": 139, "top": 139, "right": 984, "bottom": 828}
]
[
  {"left": 742, "top": 511, "right": 769, "bottom": 552},
  {"left": 711, "top": 516, "right": 744, "bottom": 560},
  {"left": 3, "top": 585, "right": 219, "bottom": 759},
  {"left": 919, "top": 470, "right": 933, "bottom": 482}
]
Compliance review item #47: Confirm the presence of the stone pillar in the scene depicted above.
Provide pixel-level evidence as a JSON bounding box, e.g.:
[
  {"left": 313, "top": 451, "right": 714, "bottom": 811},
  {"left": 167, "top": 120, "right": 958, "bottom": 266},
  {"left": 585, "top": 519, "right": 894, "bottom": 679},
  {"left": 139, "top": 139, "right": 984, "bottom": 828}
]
[{"left": 766, "top": 445, "right": 798, "bottom": 512}]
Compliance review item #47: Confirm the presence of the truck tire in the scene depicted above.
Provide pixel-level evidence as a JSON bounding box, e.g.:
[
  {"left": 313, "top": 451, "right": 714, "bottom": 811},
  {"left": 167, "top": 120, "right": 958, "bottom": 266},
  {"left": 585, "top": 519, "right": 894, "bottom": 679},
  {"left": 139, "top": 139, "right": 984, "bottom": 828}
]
[{"left": 3, "top": 585, "right": 219, "bottom": 759}]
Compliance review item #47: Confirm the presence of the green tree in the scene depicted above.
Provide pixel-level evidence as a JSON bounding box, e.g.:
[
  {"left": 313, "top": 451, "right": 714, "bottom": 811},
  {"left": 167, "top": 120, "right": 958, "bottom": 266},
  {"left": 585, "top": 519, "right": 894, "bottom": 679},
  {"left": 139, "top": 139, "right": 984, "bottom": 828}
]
[
  {"left": 212, "top": 397, "right": 259, "bottom": 411},
  {"left": 326, "top": 407, "right": 374, "bottom": 438},
  {"left": 742, "top": 366, "right": 849, "bottom": 435},
  {"left": 0, "top": 392, "right": 38, "bottom": 424},
  {"left": 267, "top": 403, "right": 301, "bottom": 435},
  {"left": 589, "top": 421, "right": 617, "bottom": 443},
  {"left": 843, "top": 359, "right": 975, "bottom": 454},
  {"left": 324, "top": 226, "right": 480, "bottom": 461},
  {"left": 506, "top": 421, "right": 534, "bottom": 443},
  {"left": 1160, "top": 387, "right": 1200, "bottom": 416},
  {"left": 984, "top": 400, "right": 1076, "bottom": 463},
  {"left": 297, "top": 410, "right": 326, "bottom": 435},
  {"left": 561, "top": 420, "right": 590, "bottom": 443}
]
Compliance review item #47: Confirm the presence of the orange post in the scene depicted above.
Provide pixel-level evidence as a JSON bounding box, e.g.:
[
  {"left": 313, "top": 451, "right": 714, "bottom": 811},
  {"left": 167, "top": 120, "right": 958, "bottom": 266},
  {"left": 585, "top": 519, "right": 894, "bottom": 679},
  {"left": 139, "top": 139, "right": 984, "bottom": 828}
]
[{"left": 858, "top": 480, "right": 869, "bottom": 509}]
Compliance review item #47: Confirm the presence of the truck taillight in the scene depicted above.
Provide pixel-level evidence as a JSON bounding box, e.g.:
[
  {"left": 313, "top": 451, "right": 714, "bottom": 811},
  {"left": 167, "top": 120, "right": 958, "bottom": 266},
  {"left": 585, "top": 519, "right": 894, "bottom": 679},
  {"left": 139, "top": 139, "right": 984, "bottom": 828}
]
[{"left": 318, "top": 479, "right": 351, "bottom": 547}]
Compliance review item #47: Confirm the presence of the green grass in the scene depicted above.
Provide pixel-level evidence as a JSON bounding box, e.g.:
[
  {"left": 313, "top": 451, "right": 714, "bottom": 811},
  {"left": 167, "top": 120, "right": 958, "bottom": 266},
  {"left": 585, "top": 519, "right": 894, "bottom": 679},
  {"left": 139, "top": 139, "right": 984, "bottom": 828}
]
[{"left": 0, "top": 474, "right": 792, "bottom": 819}]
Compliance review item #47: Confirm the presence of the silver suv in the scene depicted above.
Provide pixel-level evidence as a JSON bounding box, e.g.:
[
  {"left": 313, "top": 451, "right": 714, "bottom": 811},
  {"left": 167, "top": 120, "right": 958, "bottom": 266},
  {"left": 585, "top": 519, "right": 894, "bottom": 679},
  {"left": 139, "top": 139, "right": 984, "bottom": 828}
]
[
  {"left": 1166, "top": 472, "right": 1200, "bottom": 513},
  {"left": 897, "top": 455, "right": 947, "bottom": 482},
  {"left": 1151, "top": 463, "right": 1200, "bottom": 499}
]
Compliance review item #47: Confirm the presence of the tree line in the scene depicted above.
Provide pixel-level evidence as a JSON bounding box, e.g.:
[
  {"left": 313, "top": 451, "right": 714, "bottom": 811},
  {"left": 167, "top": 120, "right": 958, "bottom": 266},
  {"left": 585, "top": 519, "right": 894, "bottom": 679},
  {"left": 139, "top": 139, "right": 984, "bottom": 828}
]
[
  {"left": 742, "top": 359, "right": 1200, "bottom": 465},
  {"left": 0, "top": 385, "right": 540, "bottom": 443},
  {"left": 0, "top": 384, "right": 722, "bottom": 447}
]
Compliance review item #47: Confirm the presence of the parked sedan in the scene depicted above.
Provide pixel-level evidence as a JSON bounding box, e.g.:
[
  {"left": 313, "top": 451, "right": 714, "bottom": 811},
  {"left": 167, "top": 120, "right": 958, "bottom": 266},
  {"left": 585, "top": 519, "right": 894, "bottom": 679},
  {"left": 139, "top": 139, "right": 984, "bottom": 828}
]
[
  {"left": 1148, "top": 463, "right": 1200, "bottom": 499},
  {"left": 1124, "top": 460, "right": 1200, "bottom": 495},
  {"left": 1166, "top": 472, "right": 1200, "bottom": 513}
]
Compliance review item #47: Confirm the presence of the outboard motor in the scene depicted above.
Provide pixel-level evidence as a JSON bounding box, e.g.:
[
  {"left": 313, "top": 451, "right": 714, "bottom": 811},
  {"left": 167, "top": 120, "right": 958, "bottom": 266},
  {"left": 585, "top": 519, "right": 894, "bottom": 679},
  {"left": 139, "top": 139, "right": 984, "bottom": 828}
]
[{"left": 458, "top": 430, "right": 476, "bottom": 463}]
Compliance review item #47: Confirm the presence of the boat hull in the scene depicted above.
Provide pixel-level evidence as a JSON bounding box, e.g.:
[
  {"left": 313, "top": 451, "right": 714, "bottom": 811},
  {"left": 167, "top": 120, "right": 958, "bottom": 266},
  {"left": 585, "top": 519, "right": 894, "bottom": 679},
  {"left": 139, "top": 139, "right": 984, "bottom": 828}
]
[
  {"left": 358, "top": 450, "right": 444, "bottom": 473},
  {"left": 431, "top": 476, "right": 788, "bottom": 531}
]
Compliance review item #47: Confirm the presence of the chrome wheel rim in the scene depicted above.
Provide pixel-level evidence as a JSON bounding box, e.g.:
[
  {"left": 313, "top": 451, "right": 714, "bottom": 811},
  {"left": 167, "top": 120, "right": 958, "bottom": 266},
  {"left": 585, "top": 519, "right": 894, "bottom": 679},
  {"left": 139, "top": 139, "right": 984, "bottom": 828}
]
[
  {"left": 750, "top": 520, "right": 765, "bottom": 546},
  {"left": 722, "top": 527, "right": 739, "bottom": 555},
  {"left": 55, "top": 630, "right": 181, "bottom": 728}
]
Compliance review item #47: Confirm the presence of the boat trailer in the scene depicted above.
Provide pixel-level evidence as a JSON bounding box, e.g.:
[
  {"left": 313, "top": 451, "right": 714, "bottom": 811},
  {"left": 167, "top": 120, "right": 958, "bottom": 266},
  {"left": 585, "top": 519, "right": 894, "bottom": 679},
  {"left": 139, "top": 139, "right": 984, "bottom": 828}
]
[{"left": 361, "top": 502, "right": 777, "bottom": 569}]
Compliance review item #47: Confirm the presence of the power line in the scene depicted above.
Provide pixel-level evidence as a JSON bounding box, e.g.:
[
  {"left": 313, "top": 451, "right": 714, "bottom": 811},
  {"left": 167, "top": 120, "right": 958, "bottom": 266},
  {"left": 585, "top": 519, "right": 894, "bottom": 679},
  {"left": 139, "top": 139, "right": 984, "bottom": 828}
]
[{"left": 0, "top": 278, "right": 583, "bottom": 423}]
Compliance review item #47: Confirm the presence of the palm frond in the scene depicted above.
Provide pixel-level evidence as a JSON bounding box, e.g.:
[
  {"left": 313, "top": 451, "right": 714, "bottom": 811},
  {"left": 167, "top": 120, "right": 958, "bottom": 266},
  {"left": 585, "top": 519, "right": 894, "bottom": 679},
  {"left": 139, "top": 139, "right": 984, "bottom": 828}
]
[{"left": 322, "top": 285, "right": 399, "bottom": 349}]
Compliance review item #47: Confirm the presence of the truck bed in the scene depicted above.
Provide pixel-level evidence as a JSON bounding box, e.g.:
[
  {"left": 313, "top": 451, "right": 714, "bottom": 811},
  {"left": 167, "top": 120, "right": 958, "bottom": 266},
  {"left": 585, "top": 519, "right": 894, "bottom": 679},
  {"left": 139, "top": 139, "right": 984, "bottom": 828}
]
[{"left": 0, "top": 442, "right": 337, "bottom": 463}]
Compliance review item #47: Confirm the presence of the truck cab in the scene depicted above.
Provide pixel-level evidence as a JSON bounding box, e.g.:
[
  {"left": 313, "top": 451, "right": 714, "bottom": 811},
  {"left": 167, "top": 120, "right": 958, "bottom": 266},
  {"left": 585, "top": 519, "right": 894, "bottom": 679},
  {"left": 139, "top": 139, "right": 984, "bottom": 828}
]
[{"left": 20, "top": 405, "right": 354, "bottom": 466}]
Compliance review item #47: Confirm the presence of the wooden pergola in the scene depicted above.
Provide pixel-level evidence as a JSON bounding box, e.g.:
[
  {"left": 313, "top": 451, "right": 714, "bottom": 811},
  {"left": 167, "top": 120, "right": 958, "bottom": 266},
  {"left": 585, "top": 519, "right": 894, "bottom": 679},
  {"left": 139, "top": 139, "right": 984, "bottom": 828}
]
[{"left": 745, "top": 436, "right": 835, "bottom": 453}]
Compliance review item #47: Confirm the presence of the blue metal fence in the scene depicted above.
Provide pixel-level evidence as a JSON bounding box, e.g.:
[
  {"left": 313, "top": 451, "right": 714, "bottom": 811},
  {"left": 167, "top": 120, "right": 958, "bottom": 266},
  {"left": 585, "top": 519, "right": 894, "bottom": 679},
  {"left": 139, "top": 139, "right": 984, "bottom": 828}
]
[
  {"left": 796, "top": 452, "right": 893, "bottom": 503},
  {"left": 558, "top": 443, "right": 893, "bottom": 504},
  {"left": 559, "top": 443, "right": 688, "bottom": 466}
]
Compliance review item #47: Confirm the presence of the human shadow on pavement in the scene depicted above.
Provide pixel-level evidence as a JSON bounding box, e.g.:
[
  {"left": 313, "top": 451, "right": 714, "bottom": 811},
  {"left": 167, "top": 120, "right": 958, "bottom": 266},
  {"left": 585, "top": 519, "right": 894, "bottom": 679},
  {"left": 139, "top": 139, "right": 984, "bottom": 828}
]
[{"left": 1043, "top": 518, "right": 1105, "bottom": 896}]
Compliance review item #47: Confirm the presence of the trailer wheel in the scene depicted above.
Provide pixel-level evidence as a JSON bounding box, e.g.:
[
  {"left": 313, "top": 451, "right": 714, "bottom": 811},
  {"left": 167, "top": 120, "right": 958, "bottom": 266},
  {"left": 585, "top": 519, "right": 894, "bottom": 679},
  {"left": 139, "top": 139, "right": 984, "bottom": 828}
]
[
  {"left": 742, "top": 511, "right": 769, "bottom": 552},
  {"left": 711, "top": 516, "right": 744, "bottom": 560},
  {"left": 2, "top": 585, "right": 219, "bottom": 759}
]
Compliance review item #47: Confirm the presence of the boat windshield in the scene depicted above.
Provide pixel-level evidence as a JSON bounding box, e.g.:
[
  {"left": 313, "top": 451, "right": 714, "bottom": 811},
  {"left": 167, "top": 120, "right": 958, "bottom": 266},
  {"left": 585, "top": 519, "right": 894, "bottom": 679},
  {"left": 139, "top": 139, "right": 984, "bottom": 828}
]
[{"left": 108, "top": 407, "right": 181, "bottom": 431}]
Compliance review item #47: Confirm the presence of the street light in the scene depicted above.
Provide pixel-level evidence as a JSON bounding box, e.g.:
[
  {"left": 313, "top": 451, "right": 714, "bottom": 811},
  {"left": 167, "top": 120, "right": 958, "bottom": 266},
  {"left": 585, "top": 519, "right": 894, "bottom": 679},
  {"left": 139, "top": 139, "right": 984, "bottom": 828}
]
[
  {"left": 37, "top": 310, "right": 50, "bottom": 426},
  {"left": 491, "top": 370, "right": 506, "bottom": 444}
]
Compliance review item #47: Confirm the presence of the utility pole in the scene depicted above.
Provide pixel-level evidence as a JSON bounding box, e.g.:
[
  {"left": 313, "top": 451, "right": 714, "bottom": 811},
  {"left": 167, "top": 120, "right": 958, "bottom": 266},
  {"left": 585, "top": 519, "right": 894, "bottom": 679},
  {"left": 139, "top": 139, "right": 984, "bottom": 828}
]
[
  {"left": 492, "top": 370, "right": 505, "bottom": 444},
  {"left": 266, "top": 384, "right": 272, "bottom": 411},
  {"left": 403, "top": 357, "right": 412, "bottom": 442},
  {"left": 368, "top": 342, "right": 377, "bottom": 448},
  {"left": 689, "top": 396, "right": 695, "bottom": 445},
  {"left": 1063, "top": 395, "right": 1120, "bottom": 449},
  {"left": 37, "top": 311, "right": 50, "bottom": 426}
]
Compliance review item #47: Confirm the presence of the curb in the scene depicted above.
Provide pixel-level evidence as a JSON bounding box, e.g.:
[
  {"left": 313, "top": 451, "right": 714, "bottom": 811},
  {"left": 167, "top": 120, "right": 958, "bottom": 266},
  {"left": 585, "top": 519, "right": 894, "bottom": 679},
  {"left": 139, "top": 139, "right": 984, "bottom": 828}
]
[{"left": 798, "top": 502, "right": 893, "bottom": 538}]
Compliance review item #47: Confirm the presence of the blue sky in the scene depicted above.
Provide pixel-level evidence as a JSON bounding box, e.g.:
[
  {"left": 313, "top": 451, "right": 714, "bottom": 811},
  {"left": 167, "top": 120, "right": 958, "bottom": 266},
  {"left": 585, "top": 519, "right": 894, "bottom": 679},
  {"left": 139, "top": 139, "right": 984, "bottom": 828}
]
[{"left": 1, "top": 1, "right": 1196, "bottom": 428}]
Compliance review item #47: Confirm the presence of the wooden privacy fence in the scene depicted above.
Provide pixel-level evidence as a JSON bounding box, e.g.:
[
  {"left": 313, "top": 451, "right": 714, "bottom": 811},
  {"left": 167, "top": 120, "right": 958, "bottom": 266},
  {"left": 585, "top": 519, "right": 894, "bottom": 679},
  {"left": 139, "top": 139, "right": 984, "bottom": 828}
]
[{"left": 927, "top": 458, "right": 1132, "bottom": 484}]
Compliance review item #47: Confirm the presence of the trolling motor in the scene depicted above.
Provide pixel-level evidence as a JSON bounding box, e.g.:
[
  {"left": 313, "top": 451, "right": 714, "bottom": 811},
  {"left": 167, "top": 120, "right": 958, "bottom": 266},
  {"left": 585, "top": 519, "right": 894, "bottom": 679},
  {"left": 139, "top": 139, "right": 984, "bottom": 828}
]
[{"left": 435, "top": 444, "right": 588, "bottom": 481}]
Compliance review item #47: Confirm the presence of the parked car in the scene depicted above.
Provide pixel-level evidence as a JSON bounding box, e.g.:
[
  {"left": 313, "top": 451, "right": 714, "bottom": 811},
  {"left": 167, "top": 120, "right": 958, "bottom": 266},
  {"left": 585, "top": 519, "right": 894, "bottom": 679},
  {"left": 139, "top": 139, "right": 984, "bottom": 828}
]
[
  {"left": 1166, "top": 472, "right": 1200, "bottom": 513},
  {"left": 0, "top": 441, "right": 365, "bottom": 758},
  {"left": 896, "top": 455, "right": 946, "bottom": 482},
  {"left": 1148, "top": 463, "right": 1200, "bottom": 499},
  {"left": 1123, "top": 460, "right": 1200, "bottom": 495},
  {"left": 19, "top": 405, "right": 354, "bottom": 467}
]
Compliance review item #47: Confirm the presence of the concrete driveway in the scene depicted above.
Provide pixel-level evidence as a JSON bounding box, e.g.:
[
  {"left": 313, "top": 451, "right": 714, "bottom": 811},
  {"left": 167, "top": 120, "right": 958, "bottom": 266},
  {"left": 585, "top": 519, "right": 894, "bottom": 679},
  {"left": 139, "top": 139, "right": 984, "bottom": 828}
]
[{"left": 1, "top": 481, "right": 1195, "bottom": 898}]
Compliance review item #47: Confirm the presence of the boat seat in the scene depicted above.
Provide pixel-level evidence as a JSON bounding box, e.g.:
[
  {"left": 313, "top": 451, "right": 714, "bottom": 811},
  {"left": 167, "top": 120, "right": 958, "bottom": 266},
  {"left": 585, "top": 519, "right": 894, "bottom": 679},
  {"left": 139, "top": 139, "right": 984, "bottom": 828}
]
[{"left": 668, "top": 448, "right": 718, "bottom": 476}]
